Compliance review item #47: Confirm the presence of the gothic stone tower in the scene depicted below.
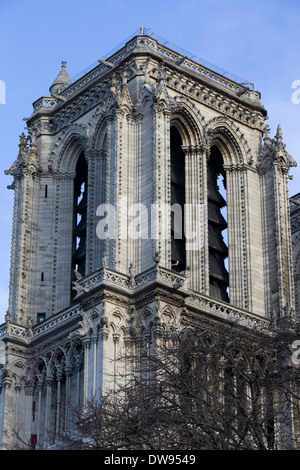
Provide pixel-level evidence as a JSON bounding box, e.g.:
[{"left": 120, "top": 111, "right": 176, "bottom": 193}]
[{"left": 0, "top": 29, "right": 297, "bottom": 449}]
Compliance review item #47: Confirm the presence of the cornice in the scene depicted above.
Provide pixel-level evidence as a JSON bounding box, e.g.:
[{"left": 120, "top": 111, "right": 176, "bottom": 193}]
[{"left": 25, "top": 35, "right": 267, "bottom": 137}]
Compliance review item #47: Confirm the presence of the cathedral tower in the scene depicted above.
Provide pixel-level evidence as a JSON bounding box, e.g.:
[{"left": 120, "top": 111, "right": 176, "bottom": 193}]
[{"left": 0, "top": 29, "right": 296, "bottom": 449}]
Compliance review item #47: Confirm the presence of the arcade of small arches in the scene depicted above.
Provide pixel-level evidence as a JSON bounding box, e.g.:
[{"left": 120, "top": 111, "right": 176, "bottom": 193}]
[
  {"left": 0, "top": 304, "right": 188, "bottom": 448},
  {"left": 0, "top": 338, "right": 84, "bottom": 448}
]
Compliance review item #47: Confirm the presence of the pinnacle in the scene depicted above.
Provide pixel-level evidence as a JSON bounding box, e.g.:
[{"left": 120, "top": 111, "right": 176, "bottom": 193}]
[{"left": 49, "top": 60, "right": 72, "bottom": 95}]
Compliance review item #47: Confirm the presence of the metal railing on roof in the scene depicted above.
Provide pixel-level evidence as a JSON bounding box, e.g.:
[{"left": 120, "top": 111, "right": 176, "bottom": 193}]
[{"left": 70, "top": 27, "right": 254, "bottom": 90}]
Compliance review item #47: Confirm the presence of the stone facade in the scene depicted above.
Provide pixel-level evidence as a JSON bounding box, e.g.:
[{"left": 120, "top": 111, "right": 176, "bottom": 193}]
[
  {"left": 291, "top": 193, "right": 300, "bottom": 315},
  {"left": 0, "top": 30, "right": 297, "bottom": 449}
]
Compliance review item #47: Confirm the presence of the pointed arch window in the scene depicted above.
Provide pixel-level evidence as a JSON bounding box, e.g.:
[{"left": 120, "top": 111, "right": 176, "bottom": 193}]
[
  {"left": 170, "top": 126, "right": 186, "bottom": 272},
  {"left": 72, "top": 153, "right": 88, "bottom": 278},
  {"left": 207, "top": 145, "right": 229, "bottom": 302}
]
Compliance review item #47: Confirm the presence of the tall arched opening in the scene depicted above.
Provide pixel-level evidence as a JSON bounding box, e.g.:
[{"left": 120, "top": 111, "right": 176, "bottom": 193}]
[
  {"left": 207, "top": 145, "right": 229, "bottom": 302},
  {"left": 72, "top": 153, "right": 88, "bottom": 278},
  {"left": 170, "top": 126, "right": 186, "bottom": 272}
]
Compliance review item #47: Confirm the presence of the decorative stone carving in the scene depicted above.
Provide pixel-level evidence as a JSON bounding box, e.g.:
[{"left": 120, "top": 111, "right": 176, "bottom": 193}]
[{"left": 259, "top": 124, "right": 297, "bottom": 170}]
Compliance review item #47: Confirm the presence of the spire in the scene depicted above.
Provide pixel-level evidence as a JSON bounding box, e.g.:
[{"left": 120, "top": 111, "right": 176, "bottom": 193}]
[
  {"left": 49, "top": 61, "right": 71, "bottom": 96},
  {"left": 273, "top": 124, "right": 297, "bottom": 168}
]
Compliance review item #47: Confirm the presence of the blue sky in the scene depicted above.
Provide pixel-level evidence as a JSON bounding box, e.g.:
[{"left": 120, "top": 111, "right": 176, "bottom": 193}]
[{"left": 0, "top": 0, "right": 299, "bottom": 323}]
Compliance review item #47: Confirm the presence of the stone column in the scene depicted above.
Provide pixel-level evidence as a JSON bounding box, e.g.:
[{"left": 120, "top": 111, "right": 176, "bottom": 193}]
[
  {"left": 103, "top": 115, "right": 115, "bottom": 270},
  {"left": 0, "top": 377, "right": 12, "bottom": 449},
  {"left": 185, "top": 145, "right": 208, "bottom": 293},
  {"left": 13, "top": 383, "right": 21, "bottom": 446},
  {"left": 6, "top": 161, "right": 41, "bottom": 327},
  {"left": 82, "top": 338, "right": 91, "bottom": 403},
  {"left": 132, "top": 114, "right": 143, "bottom": 273},
  {"left": 16, "top": 380, "right": 34, "bottom": 446},
  {"left": 259, "top": 127, "right": 296, "bottom": 318},
  {"left": 8, "top": 176, "right": 23, "bottom": 323},
  {"left": 113, "top": 333, "right": 120, "bottom": 392},
  {"left": 64, "top": 366, "right": 72, "bottom": 436},
  {"left": 151, "top": 105, "right": 171, "bottom": 270},
  {"left": 224, "top": 165, "right": 247, "bottom": 309},
  {"left": 74, "top": 362, "right": 81, "bottom": 409},
  {"left": 92, "top": 333, "right": 98, "bottom": 398},
  {"left": 273, "top": 163, "right": 295, "bottom": 314},
  {"left": 98, "top": 327, "right": 109, "bottom": 397},
  {"left": 52, "top": 175, "right": 75, "bottom": 313},
  {"left": 36, "top": 381, "right": 43, "bottom": 449},
  {"left": 0, "top": 384, "right": 4, "bottom": 448},
  {"left": 44, "top": 376, "right": 53, "bottom": 448},
  {"left": 55, "top": 372, "right": 63, "bottom": 439}
]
